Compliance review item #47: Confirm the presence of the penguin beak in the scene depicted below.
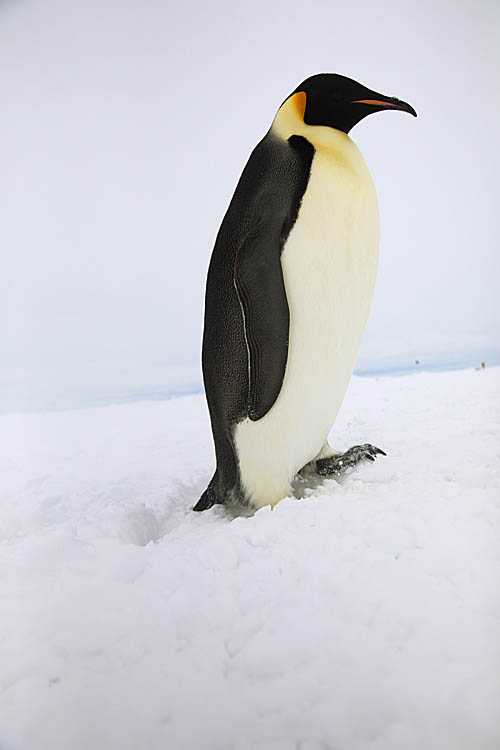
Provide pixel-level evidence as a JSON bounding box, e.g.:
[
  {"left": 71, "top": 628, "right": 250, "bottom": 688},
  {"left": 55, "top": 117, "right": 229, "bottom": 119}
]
[{"left": 351, "top": 96, "right": 417, "bottom": 117}]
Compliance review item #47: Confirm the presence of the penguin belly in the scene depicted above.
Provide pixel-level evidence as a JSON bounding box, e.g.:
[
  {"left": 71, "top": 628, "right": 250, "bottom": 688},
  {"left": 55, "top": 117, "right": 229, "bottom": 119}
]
[{"left": 234, "top": 135, "right": 379, "bottom": 508}]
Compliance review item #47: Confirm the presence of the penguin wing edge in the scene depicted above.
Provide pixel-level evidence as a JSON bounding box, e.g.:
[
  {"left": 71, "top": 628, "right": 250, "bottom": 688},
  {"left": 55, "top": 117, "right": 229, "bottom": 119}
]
[{"left": 234, "top": 222, "right": 289, "bottom": 421}]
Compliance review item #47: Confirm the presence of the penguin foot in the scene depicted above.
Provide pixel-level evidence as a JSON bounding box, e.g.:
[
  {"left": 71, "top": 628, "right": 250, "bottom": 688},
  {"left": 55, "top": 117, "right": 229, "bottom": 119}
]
[{"left": 316, "top": 444, "right": 386, "bottom": 477}]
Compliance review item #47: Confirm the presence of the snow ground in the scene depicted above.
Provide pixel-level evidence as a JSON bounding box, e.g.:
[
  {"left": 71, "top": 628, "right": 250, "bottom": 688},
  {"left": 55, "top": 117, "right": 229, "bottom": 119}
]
[{"left": 1, "top": 368, "right": 499, "bottom": 750}]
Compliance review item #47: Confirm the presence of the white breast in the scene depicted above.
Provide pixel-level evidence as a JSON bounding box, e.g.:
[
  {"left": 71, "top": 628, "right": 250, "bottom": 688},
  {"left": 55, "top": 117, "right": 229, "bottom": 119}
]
[{"left": 235, "top": 129, "right": 379, "bottom": 508}]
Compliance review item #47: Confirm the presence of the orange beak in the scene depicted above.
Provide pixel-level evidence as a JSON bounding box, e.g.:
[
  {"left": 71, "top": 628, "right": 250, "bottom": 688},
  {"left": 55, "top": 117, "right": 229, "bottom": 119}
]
[{"left": 351, "top": 97, "right": 417, "bottom": 116}]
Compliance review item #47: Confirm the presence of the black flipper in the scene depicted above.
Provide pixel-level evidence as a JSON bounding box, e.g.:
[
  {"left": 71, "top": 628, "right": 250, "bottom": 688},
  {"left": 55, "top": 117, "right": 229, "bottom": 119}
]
[
  {"left": 234, "top": 222, "right": 289, "bottom": 420},
  {"left": 233, "top": 134, "right": 315, "bottom": 421}
]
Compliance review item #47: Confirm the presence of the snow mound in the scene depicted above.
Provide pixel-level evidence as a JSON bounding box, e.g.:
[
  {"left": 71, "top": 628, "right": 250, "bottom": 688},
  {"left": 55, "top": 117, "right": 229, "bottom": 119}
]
[{"left": 1, "top": 368, "right": 499, "bottom": 750}]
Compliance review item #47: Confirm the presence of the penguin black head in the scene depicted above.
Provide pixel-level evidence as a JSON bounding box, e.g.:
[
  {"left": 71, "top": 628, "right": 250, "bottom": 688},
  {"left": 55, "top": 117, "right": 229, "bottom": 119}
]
[{"left": 289, "top": 73, "right": 417, "bottom": 134}]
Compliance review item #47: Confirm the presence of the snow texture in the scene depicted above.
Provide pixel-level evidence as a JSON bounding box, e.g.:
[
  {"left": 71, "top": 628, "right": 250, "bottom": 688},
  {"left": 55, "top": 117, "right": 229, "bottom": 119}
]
[{"left": 1, "top": 368, "right": 499, "bottom": 750}]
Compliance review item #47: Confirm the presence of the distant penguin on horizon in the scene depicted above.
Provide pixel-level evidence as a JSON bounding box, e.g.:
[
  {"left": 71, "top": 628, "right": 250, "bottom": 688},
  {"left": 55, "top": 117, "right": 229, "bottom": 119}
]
[{"left": 194, "top": 73, "right": 416, "bottom": 512}]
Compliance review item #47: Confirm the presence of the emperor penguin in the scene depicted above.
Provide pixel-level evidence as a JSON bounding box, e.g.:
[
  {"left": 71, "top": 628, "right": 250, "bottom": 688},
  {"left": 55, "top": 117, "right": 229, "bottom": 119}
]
[{"left": 194, "top": 73, "right": 416, "bottom": 512}]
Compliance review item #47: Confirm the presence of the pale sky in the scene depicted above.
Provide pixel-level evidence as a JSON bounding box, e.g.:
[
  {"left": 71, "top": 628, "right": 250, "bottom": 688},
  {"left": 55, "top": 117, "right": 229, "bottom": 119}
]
[{"left": 1, "top": 0, "right": 499, "bottom": 406}]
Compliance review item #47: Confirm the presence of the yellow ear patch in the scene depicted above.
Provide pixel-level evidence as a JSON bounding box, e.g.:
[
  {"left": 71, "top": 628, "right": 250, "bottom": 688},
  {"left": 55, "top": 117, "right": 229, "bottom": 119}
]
[
  {"left": 291, "top": 91, "right": 307, "bottom": 120},
  {"left": 272, "top": 91, "right": 308, "bottom": 140}
]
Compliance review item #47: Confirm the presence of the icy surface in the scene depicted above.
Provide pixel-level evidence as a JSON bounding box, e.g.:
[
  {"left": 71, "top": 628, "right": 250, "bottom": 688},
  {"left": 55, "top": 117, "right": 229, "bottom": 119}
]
[{"left": 1, "top": 368, "right": 499, "bottom": 750}]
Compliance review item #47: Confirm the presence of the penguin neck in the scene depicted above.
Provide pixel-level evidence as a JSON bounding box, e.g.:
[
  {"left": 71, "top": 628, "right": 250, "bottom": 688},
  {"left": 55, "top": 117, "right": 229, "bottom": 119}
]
[{"left": 271, "top": 91, "right": 357, "bottom": 158}]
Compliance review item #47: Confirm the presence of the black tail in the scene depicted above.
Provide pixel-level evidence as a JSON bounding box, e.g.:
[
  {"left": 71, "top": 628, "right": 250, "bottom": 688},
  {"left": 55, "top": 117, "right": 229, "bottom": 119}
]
[{"left": 193, "top": 474, "right": 222, "bottom": 512}]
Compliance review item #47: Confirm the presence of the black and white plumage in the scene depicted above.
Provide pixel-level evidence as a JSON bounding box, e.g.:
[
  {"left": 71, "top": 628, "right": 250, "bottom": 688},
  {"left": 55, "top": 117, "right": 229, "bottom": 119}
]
[{"left": 195, "top": 74, "right": 416, "bottom": 511}]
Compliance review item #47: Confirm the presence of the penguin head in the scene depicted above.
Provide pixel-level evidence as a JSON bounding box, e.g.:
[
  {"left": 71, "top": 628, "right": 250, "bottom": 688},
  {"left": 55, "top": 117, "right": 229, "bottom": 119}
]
[{"left": 289, "top": 73, "right": 417, "bottom": 134}]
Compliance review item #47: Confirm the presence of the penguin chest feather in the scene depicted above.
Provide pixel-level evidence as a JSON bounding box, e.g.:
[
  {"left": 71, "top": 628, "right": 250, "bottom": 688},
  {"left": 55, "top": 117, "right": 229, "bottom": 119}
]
[{"left": 235, "top": 133, "right": 379, "bottom": 508}]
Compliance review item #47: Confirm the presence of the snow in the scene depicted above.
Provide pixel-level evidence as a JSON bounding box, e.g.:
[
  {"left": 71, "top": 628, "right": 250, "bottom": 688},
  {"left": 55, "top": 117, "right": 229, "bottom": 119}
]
[{"left": 1, "top": 367, "right": 499, "bottom": 750}]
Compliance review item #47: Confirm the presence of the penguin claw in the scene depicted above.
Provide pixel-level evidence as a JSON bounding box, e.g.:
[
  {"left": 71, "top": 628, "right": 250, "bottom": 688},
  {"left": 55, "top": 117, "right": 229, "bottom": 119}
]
[
  {"left": 363, "top": 443, "right": 387, "bottom": 457},
  {"left": 315, "top": 443, "right": 386, "bottom": 477}
]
